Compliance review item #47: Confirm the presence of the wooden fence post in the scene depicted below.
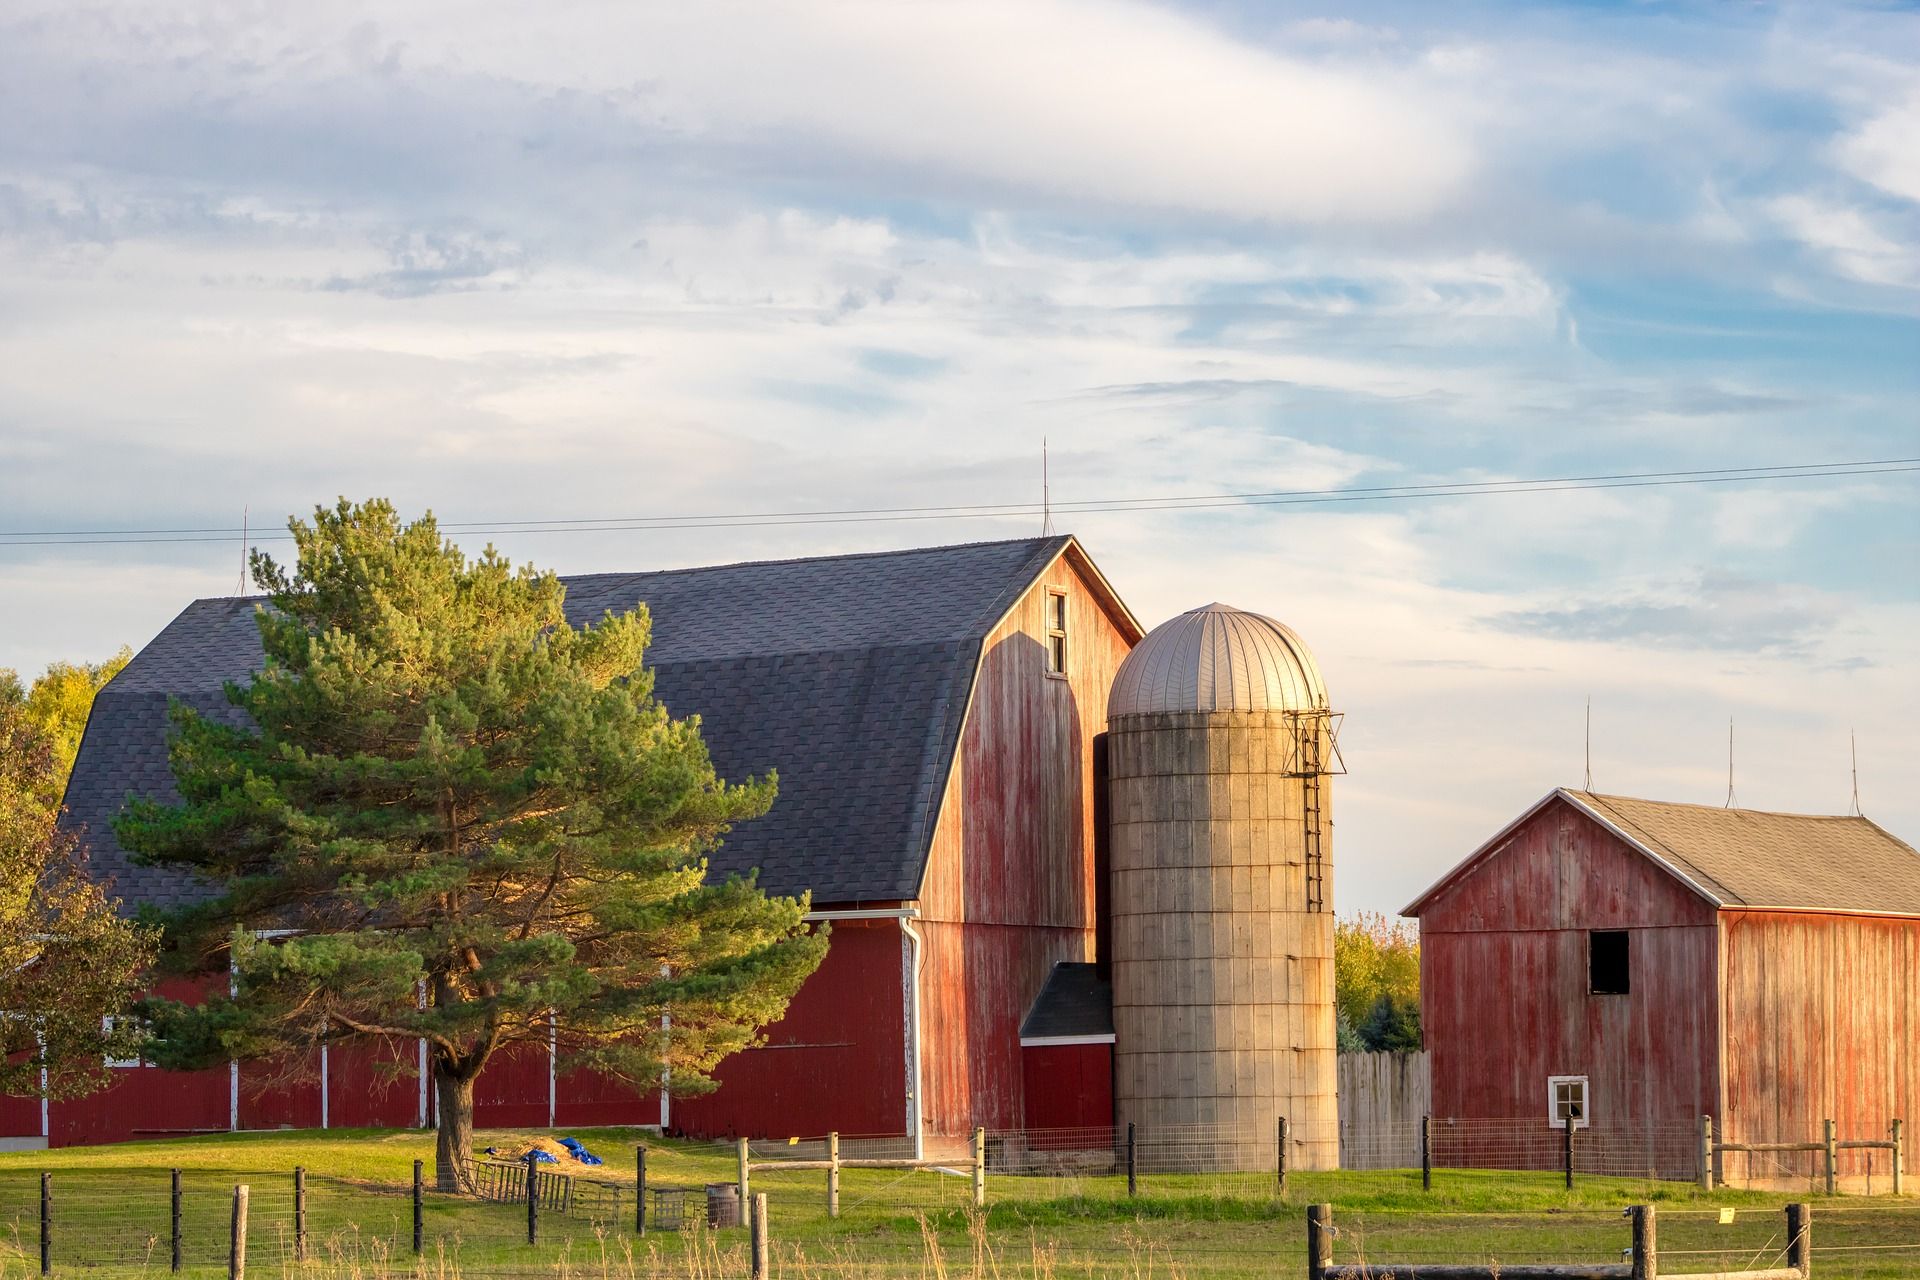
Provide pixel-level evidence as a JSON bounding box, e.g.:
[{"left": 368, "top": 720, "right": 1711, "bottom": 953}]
[
  {"left": 750, "top": 1192, "right": 769, "bottom": 1279},
  {"left": 1277, "top": 1117, "right": 1289, "bottom": 1197},
  {"left": 827, "top": 1132, "right": 840, "bottom": 1219},
  {"left": 1823, "top": 1119, "right": 1838, "bottom": 1196},
  {"left": 1421, "top": 1115, "right": 1432, "bottom": 1193},
  {"left": 1564, "top": 1119, "right": 1575, "bottom": 1189},
  {"left": 170, "top": 1169, "right": 182, "bottom": 1274},
  {"left": 1305, "top": 1204, "right": 1332, "bottom": 1278},
  {"left": 525, "top": 1152, "right": 539, "bottom": 1245},
  {"left": 1629, "top": 1204, "right": 1656, "bottom": 1280},
  {"left": 39, "top": 1171, "right": 50, "bottom": 1277},
  {"left": 1892, "top": 1119, "right": 1904, "bottom": 1198},
  {"left": 295, "top": 1166, "right": 308, "bottom": 1261},
  {"left": 1699, "top": 1115, "right": 1714, "bottom": 1191},
  {"left": 229, "top": 1185, "right": 248, "bottom": 1280},
  {"left": 411, "top": 1159, "right": 423, "bottom": 1254},
  {"left": 636, "top": 1145, "right": 648, "bottom": 1235},
  {"left": 736, "top": 1137, "right": 751, "bottom": 1231},
  {"left": 1126, "top": 1123, "right": 1137, "bottom": 1197},
  {"left": 971, "top": 1127, "right": 986, "bottom": 1209},
  {"left": 1785, "top": 1202, "right": 1810, "bottom": 1274}
]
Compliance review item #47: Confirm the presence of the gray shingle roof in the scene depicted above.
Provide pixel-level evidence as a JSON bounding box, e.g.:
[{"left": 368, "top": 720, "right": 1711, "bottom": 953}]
[
  {"left": 63, "top": 536, "right": 1078, "bottom": 912},
  {"left": 1019, "top": 963, "right": 1113, "bottom": 1042}
]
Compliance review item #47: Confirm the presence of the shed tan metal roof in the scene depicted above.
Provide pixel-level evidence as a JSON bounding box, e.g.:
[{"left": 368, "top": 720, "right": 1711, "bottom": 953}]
[
  {"left": 1107, "top": 603, "right": 1327, "bottom": 717},
  {"left": 1404, "top": 788, "right": 1920, "bottom": 918},
  {"left": 1566, "top": 791, "right": 1920, "bottom": 916}
]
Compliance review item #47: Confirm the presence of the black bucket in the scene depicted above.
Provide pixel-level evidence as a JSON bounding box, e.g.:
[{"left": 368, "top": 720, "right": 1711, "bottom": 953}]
[{"left": 704, "top": 1182, "right": 741, "bottom": 1229}]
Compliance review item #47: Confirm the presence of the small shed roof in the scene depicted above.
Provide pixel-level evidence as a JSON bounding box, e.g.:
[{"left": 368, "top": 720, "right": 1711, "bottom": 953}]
[
  {"left": 63, "top": 536, "right": 1140, "bottom": 913},
  {"left": 1018, "top": 963, "right": 1114, "bottom": 1045},
  {"left": 1404, "top": 788, "right": 1920, "bottom": 919}
]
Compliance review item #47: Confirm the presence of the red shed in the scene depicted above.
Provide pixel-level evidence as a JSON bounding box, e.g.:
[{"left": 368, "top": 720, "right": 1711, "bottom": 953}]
[
  {"left": 1405, "top": 789, "right": 1920, "bottom": 1185},
  {"left": 41, "top": 536, "right": 1139, "bottom": 1150}
]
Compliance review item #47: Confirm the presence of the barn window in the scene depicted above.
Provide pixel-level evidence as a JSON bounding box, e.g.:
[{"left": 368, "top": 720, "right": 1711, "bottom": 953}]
[
  {"left": 1045, "top": 589, "right": 1068, "bottom": 676},
  {"left": 1589, "top": 930, "right": 1630, "bottom": 995},
  {"left": 102, "top": 1015, "right": 145, "bottom": 1069},
  {"left": 1548, "top": 1075, "right": 1589, "bottom": 1129}
]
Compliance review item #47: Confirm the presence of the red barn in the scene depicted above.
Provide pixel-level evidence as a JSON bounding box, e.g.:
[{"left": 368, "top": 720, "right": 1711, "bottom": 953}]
[
  {"left": 30, "top": 536, "right": 1139, "bottom": 1151},
  {"left": 1405, "top": 789, "right": 1920, "bottom": 1185}
]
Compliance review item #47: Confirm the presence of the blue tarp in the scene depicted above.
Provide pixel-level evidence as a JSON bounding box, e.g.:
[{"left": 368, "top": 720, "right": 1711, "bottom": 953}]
[{"left": 558, "top": 1136, "right": 603, "bottom": 1166}]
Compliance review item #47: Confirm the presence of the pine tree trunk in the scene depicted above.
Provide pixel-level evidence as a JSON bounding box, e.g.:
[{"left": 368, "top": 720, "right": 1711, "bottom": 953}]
[{"left": 434, "top": 1070, "right": 477, "bottom": 1193}]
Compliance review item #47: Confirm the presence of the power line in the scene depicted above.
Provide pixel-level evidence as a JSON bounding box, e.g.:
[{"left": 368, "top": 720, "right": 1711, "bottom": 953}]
[{"left": 1, "top": 457, "right": 1915, "bottom": 548}]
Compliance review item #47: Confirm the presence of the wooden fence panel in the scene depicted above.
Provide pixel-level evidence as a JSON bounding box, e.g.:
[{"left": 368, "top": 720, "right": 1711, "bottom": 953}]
[{"left": 1338, "top": 1051, "right": 1430, "bottom": 1169}]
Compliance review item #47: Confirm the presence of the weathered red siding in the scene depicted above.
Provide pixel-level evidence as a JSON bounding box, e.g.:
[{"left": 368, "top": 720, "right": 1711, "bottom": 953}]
[
  {"left": 673, "top": 919, "right": 906, "bottom": 1138},
  {"left": 554, "top": 1066, "right": 661, "bottom": 1130},
  {"left": 918, "top": 550, "right": 1136, "bottom": 1135},
  {"left": 46, "top": 976, "right": 229, "bottom": 1147},
  {"left": 1421, "top": 797, "right": 1720, "bottom": 1135},
  {"left": 328, "top": 1039, "right": 424, "bottom": 1129},
  {"left": 1021, "top": 1044, "right": 1114, "bottom": 1132},
  {"left": 1720, "top": 909, "right": 1919, "bottom": 1183}
]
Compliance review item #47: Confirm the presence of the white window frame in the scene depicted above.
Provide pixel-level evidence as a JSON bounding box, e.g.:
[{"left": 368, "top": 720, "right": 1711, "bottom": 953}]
[
  {"left": 1547, "top": 1074, "right": 1589, "bottom": 1130},
  {"left": 103, "top": 1014, "right": 144, "bottom": 1069},
  {"left": 1044, "top": 588, "right": 1069, "bottom": 677}
]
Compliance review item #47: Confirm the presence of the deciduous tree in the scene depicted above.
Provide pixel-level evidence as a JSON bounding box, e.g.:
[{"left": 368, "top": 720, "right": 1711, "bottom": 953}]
[
  {"left": 1334, "top": 912, "right": 1421, "bottom": 1052},
  {"left": 0, "top": 701, "right": 154, "bottom": 1098}
]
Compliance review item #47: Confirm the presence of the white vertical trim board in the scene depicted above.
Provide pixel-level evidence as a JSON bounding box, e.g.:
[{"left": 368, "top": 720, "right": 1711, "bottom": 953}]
[
  {"left": 228, "top": 954, "right": 239, "bottom": 1132},
  {"left": 320, "top": 1038, "right": 330, "bottom": 1129},
  {"left": 416, "top": 980, "right": 429, "bottom": 1129},
  {"left": 547, "top": 1011, "right": 557, "bottom": 1128}
]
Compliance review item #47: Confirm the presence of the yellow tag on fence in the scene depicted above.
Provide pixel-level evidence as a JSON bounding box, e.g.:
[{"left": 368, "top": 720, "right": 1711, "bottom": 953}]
[
  {"left": 788, "top": 1136, "right": 800, "bottom": 1146},
  {"left": 1719, "top": 1208, "right": 1737, "bottom": 1225}
]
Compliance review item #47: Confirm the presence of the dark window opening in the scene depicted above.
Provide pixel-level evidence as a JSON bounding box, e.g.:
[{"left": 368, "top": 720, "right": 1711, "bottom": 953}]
[{"left": 1589, "top": 929, "right": 1630, "bottom": 995}]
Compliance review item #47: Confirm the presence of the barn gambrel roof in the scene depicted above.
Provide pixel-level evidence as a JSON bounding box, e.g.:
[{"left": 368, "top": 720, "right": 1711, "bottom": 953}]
[
  {"left": 1403, "top": 788, "right": 1920, "bottom": 919},
  {"left": 62, "top": 535, "right": 1138, "bottom": 912}
]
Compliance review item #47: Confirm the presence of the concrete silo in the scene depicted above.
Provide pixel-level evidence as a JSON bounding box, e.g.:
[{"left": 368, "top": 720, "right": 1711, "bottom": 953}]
[{"left": 1106, "top": 603, "right": 1339, "bottom": 1169}]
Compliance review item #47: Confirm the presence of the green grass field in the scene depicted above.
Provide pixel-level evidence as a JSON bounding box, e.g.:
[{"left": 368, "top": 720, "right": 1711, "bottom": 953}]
[{"left": 0, "top": 1128, "right": 1913, "bottom": 1278}]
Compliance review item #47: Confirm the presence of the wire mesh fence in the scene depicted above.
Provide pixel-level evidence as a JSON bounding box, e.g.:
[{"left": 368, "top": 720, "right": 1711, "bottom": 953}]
[
  {"left": 0, "top": 1119, "right": 1912, "bottom": 1279},
  {"left": 0, "top": 1159, "right": 1915, "bottom": 1278}
]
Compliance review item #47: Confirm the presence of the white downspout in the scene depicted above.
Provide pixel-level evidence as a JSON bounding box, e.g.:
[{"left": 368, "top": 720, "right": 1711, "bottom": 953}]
[{"left": 899, "top": 917, "right": 926, "bottom": 1160}]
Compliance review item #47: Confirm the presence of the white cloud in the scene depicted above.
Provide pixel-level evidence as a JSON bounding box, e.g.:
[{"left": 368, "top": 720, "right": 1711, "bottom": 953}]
[
  {"left": 0, "top": 0, "right": 1475, "bottom": 227},
  {"left": 1, "top": 0, "right": 1917, "bottom": 916},
  {"left": 1768, "top": 194, "right": 1919, "bottom": 290},
  {"left": 1837, "top": 93, "right": 1920, "bottom": 205}
]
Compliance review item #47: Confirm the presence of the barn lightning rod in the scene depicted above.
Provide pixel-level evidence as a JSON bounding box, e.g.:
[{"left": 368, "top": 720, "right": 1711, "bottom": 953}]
[
  {"left": 1041, "top": 438, "right": 1054, "bottom": 536},
  {"left": 1724, "top": 718, "right": 1737, "bottom": 808},
  {"left": 1851, "top": 730, "right": 1862, "bottom": 816}
]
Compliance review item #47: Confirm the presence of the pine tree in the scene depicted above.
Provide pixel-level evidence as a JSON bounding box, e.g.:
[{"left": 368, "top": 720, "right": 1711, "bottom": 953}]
[{"left": 118, "top": 499, "right": 828, "bottom": 1189}]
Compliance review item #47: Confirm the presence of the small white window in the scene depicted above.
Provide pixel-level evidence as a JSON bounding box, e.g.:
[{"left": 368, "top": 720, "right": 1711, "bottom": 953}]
[
  {"left": 1548, "top": 1074, "right": 1589, "bottom": 1129},
  {"left": 103, "top": 1015, "right": 144, "bottom": 1068},
  {"left": 1045, "top": 589, "right": 1068, "bottom": 676}
]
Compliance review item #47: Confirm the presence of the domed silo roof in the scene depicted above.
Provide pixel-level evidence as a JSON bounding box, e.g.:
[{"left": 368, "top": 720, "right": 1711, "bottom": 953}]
[{"left": 1108, "top": 603, "right": 1327, "bottom": 717}]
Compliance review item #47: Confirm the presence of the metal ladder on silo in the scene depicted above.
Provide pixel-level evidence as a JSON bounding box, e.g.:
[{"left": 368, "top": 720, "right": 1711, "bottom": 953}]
[{"left": 1301, "top": 717, "right": 1326, "bottom": 912}]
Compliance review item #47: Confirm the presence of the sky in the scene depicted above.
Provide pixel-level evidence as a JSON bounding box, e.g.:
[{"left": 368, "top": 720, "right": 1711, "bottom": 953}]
[{"left": 1, "top": 0, "right": 1915, "bottom": 916}]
